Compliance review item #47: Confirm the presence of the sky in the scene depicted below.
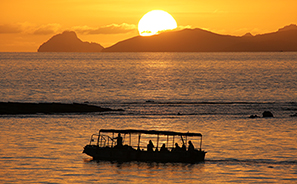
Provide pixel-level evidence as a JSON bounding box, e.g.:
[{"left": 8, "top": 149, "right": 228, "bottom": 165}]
[{"left": 0, "top": 0, "right": 296, "bottom": 52}]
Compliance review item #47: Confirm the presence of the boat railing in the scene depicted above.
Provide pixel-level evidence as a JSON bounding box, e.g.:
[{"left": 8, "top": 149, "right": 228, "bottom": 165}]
[
  {"left": 89, "top": 134, "right": 117, "bottom": 147},
  {"left": 98, "top": 135, "right": 116, "bottom": 147},
  {"left": 89, "top": 134, "right": 99, "bottom": 145}
]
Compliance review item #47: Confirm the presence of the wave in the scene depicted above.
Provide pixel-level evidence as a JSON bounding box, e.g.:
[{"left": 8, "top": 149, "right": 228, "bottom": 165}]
[{"left": 206, "top": 158, "right": 297, "bottom": 166}]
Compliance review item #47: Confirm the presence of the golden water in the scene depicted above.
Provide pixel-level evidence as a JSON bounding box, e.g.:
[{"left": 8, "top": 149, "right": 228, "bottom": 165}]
[{"left": 0, "top": 52, "right": 296, "bottom": 183}]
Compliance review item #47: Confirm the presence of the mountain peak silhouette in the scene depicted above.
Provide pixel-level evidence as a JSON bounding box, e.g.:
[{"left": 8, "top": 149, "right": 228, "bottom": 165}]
[
  {"left": 277, "top": 24, "right": 297, "bottom": 32},
  {"left": 242, "top": 32, "right": 253, "bottom": 37},
  {"left": 38, "top": 31, "right": 104, "bottom": 52}
]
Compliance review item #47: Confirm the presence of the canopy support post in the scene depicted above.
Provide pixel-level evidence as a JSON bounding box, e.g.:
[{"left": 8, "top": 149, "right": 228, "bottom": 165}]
[
  {"left": 137, "top": 133, "right": 141, "bottom": 150},
  {"left": 200, "top": 136, "right": 202, "bottom": 151},
  {"left": 172, "top": 136, "right": 175, "bottom": 150},
  {"left": 112, "top": 132, "right": 114, "bottom": 148},
  {"left": 97, "top": 130, "right": 100, "bottom": 146},
  {"left": 129, "top": 133, "right": 131, "bottom": 146},
  {"left": 167, "top": 135, "right": 169, "bottom": 148},
  {"left": 156, "top": 134, "right": 159, "bottom": 150}
]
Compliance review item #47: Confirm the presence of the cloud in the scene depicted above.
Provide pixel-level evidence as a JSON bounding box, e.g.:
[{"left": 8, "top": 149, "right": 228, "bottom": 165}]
[
  {"left": 33, "top": 24, "right": 61, "bottom": 35},
  {"left": 73, "top": 23, "right": 137, "bottom": 34},
  {"left": 0, "top": 24, "right": 23, "bottom": 34},
  {"left": 0, "top": 22, "right": 136, "bottom": 35},
  {"left": 177, "top": 25, "right": 192, "bottom": 30},
  {"left": 0, "top": 23, "right": 61, "bottom": 35}
]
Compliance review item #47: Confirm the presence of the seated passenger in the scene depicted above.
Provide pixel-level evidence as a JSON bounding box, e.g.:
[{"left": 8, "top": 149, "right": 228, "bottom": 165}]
[
  {"left": 188, "top": 141, "right": 195, "bottom": 151},
  {"left": 172, "top": 143, "right": 181, "bottom": 152},
  {"left": 147, "top": 140, "right": 154, "bottom": 152},
  {"left": 181, "top": 144, "right": 186, "bottom": 151},
  {"left": 160, "top": 143, "right": 168, "bottom": 152}
]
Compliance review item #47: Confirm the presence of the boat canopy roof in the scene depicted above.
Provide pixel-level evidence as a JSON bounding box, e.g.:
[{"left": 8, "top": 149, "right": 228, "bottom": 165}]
[{"left": 99, "top": 129, "right": 202, "bottom": 137}]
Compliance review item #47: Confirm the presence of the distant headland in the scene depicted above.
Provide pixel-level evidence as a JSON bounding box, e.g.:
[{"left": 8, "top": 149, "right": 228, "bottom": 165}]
[
  {"left": 38, "top": 31, "right": 104, "bottom": 52},
  {"left": 38, "top": 24, "right": 297, "bottom": 52}
]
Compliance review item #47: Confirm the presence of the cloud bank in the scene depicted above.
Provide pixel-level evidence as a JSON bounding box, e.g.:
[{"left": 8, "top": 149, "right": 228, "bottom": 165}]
[
  {"left": 0, "top": 24, "right": 23, "bottom": 34},
  {"left": 33, "top": 24, "right": 61, "bottom": 35},
  {"left": 0, "top": 23, "right": 61, "bottom": 35},
  {"left": 0, "top": 23, "right": 137, "bottom": 35},
  {"left": 73, "top": 23, "right": 137, "bottom": 34}
]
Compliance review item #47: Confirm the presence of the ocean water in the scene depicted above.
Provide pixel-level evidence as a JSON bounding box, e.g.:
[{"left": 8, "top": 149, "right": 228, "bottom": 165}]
[{"left": 0, "top": 52, "right": 296, "bottom": 183}]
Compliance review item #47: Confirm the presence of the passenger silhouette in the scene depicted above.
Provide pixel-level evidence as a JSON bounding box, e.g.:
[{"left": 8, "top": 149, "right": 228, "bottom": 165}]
[
  {"left": 188, "top": 141, "right": 194, "bottom": 151},
  {"left": 147, "top": 140, "right": 154, "bottom": 152},
  {"left": 172, "top": 143, "right": 181, "bottom": 152},
  {"left": 181, "top": 144, "right": 186, "bottom": 151},
  {"left": 160, "top": 143, "right": 168, "bottom": 152}
]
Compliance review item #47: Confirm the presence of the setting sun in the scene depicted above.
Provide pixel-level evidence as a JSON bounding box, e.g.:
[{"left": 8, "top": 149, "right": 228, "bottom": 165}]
[{"left": 138, "top": 10, "right": 177, "bottom": 36}]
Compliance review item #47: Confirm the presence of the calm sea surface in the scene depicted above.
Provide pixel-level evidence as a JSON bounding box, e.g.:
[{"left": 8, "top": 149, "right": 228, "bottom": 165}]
[{"left": 0, "top": 52, "right": 296, "bottom": 183}]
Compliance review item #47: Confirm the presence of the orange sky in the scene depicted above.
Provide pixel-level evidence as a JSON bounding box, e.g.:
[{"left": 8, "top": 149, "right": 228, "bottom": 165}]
[{"left": 0, "top": 0, "right": 296, "bottom": 52}]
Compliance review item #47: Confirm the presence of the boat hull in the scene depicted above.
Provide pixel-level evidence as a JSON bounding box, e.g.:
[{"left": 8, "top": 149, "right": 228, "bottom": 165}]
[{"left": 83, "top": 145, "right": 206, "bottom": 163}]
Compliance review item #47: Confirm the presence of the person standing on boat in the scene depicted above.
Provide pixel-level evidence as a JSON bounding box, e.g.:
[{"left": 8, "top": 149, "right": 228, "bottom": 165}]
[
  {"left": 113, "top": 133, "right": 123, "bottom": 148},
  {"left": 147, "top": 140, "right": 154, "bottom": 152},
  {"left": 188, "top": 141, "right": 194, "bottom": 151}
]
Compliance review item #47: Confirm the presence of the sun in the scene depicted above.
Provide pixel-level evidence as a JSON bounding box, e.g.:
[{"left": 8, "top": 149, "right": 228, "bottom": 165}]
[{"left": 138, "top": 10, "right": 177, "bottom": 36}]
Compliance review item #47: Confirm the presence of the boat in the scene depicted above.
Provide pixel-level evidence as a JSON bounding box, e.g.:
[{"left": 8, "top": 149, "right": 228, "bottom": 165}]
[{"left": 83, "top": 129, "right": 206, "bottom": 163}]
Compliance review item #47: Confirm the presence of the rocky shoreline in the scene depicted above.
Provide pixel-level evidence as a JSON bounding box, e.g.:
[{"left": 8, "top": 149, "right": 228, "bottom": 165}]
[{"left": 0, "top": 102, "right": 123, "bottom": 114}]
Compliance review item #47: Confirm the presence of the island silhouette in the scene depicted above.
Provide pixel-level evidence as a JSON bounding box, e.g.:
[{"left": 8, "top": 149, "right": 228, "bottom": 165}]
[
  {"left": 38, "top": 24, "right": 297, "bottom": 52},
  {"left": 103, "top": 24, "right": 297, "bottom": 52},
  {"left": 0, "top": 102, "right": 123, "bottom": 114},
  {"left": 38, "top": 31, "right": 104, "bottom": 52}
]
